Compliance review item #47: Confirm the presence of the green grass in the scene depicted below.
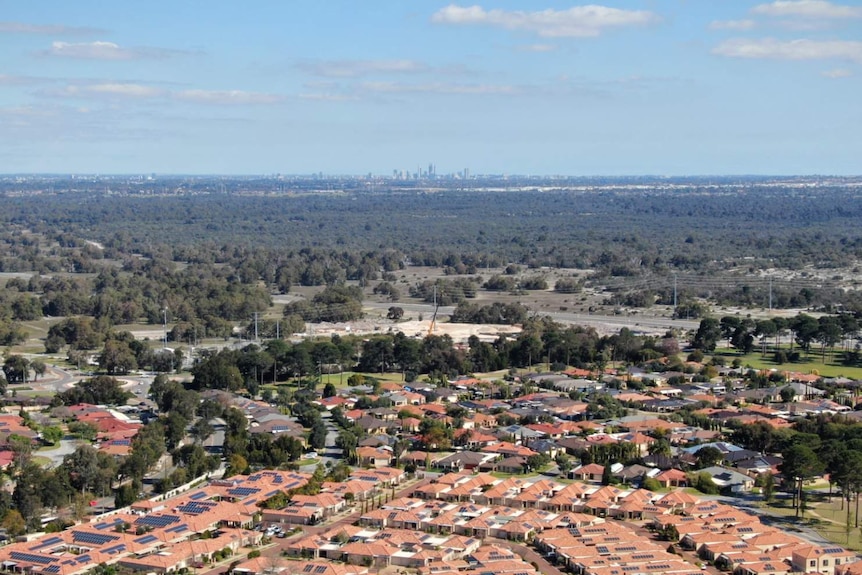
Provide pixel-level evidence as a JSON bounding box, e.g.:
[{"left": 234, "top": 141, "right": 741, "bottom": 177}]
[
  {"left": 712, "top": 347, "right": 862, "bottom": 379},
  {"left": 763, "top": 494, "right": 862, "bottom": 552},
  {"left": 31, "top": 455, "right": 52, "bottom": 467},
  {"left": 318, "top": 371, "right": 408, "bottom": 388}
]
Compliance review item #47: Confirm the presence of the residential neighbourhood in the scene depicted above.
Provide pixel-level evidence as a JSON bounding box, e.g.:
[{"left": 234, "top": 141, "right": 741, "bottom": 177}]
[{"left": 3, "top": 359, "right": 862, "bottom": 575}]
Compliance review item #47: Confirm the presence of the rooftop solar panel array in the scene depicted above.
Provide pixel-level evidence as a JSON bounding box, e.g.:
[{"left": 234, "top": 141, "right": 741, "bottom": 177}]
[
  {"left": 44, "top": 565, "right": 61, "bottom": 573},
  {"left": 135, "top": 534, "right": 159, "bottom": 545},
  {"left": 30, "top": 536, "right": 63, "bottom": 551},
  {"left": 93, "top": 518, "right": 123, "bottom": 530},
  {"left": 72, "top": 531, "right": 119, "bottom": 546},
  {"left": 177, "top": 501, "right": 217, "bottom": 515},
  {"left": 10, "top": 552, "right": 56, "bottom": 565},
  {"left": 135, "top": 514, "right": 180, "bottom": 527},
  {"left": 188, "top": 491, "right": 208, "bottom": 501},
  {"left": 103, "top": 544, "right": 126, "bottom": 555},
  {"left": 227, "top": 486, "right": 260, "bottom": 497},
  {"left": 166, "top": 524, "right": 188, "bottom": 534},
  {"left": 75, "top": 555, "right": 92, "bottom": 564}
]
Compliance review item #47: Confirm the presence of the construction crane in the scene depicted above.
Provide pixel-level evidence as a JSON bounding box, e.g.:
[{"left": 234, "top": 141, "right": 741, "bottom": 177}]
[{"left": 427, "top": 286, "right": 440, "bottom": 337}]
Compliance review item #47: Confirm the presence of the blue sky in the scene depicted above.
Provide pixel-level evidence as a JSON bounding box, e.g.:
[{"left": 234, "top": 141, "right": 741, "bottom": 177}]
[{"left": 0, "top": 1, "right": 860, "bottom": 175}]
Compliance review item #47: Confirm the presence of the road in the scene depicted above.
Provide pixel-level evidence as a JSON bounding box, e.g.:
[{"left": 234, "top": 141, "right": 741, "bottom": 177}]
[
  {"left": 363, "top": 301, "right": 700, "bottom": 334},
  {"left": 500, "top": 540, "right": 567, "bottom": 575}
]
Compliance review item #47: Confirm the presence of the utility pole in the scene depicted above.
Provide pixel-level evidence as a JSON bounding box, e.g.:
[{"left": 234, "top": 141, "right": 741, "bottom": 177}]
[
  {"left": 276, "top": 320, "right": 280, "bottom": 340},
  {"left": 673, "top": 273, "right": 678, "bottom": 315},
  {"left": 768, "top": 277, "right": 773, "bottom": 311},
  {"left": 163, "top": 307, "right": 168, "bottom": 348}
]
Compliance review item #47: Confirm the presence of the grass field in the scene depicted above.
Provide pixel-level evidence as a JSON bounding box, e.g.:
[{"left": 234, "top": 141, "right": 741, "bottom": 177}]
[
  {"left": 712, "top": 347, "right": 862, "bottom": 379},
  {"left": 763, "top": 493, "right": 862, "bottom": 552}
]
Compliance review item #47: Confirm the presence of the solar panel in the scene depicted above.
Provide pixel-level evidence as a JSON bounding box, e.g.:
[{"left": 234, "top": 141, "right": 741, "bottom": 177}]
[
  {"left": 178, "top": 501, "right": 217, "bottom": 515},
  {"left": 44, "top": 566, "right": 61, "bottom": 574},
  {"left": 76, "top": 555, "right": 92, "bottom": 564},
  {"left": 188, "top": 491, "right": 207, "bottom": 501},
  {"left": 314, "top": 566, "right": 327, "bottom": 574},
  {"left": 824, "top": 548, "right": 845, "bottom": 554},
  {"left": 72, "top": 531, "right": 119, "bottom": 546},
  {"left": 135, "top": 534, "right": 159, "bottom": 545},
  {"left": 227, "top": 487, "right": 261, "bottom": 497},
  {"left": 166, "top": 524, "right": 188, "bottom": 534},
  {"left": 303, "top": 566, "right": 314, "bottom": 573},
  {"left": 103, "top": 544, "right": 126, "bottom": 555},
  {"left": 9, "top": 552, "right": 56, "bottom": 565},
  {"left": 30, "top": 536, "right": 63, "bottom": 550},
  {"left": 265, "top": 489, "right": 280, "bottom": 497},
  {"left": 135, "top": 515, "right": 180, "bottom": 527}
]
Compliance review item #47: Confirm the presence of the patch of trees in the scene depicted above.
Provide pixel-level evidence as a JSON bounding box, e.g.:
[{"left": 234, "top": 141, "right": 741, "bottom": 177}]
[
  {"left": 410, "top": 278, "right": 479, "bottom": 305},
  {"left": 283, "top": 285, "right": 363, "bottom": 322},
  {"left": 451, "top": 302, "right": 528, "bottom": 325},
  {"left": 54, "top": 375, "right": 133, "bottom": 405},
  {"left": 692, "top": 312, "right": 862, "bottom": 365}
]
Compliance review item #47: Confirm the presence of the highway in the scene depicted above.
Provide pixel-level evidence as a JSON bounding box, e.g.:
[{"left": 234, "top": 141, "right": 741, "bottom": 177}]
[{"left": 362, "top": 301, "right": 700, "bottom": 334}]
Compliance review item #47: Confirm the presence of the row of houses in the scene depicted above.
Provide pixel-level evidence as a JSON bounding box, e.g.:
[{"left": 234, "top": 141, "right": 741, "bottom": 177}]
[{"left": 0, "top": 469, "right": 312, "bottom": 575}]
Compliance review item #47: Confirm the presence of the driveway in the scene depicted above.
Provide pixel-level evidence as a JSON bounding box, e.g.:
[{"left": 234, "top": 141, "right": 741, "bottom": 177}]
[{"left": 40, "top": 437, "right": 85, "bottom": 468}]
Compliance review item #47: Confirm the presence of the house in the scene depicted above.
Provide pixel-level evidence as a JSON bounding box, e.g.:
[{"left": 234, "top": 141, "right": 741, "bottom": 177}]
[
  {"left": 495, "top": 456, "right": 528, "bottom": 474},
  {"left": 569, "top": 463, "right": 605, "bottom": 482},
  {"left": 792, "top": 545, "right": 857, "bottom": 575},
  {"left": 357, "top": 446, "right": 393, "bottom": 468},
  {"left": 699, "top": 466, "right": 755, "bottom": 493}
]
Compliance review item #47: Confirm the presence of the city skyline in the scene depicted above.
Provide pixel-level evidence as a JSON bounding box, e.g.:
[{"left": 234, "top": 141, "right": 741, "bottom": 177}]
[{"left": 1, "top": 1, "right": 860, "bottom": 175}]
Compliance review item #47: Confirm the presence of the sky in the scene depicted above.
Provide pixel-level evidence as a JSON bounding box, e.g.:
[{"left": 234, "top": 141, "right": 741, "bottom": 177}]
[{"left": 0, "top": 0, "right": 860, "bottom": 175}]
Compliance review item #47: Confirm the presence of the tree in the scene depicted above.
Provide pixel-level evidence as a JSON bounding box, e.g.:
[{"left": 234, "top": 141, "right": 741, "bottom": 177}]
[
  {"left": 601, "top": 464, "right": 613, "bottom": 486},
  {"left": 41, "top": 425, "right": 63, "bottom": 446},
  {"left": 322, "top": 382, "right": 337, "bottom": 398},
  {"left": 30, "top": 360, "right": 47, "bottom": 380},
  {"left": 99, "top": 338, "right": 138, "bottom": 375},
  {"left": 693, "top": 318, "right": 721, "bottom": 352},
  {"left": 225, "top": 454, "right": 248, "bottom": 478},
  {"left": 780, "top": 444, "right": 825, "bottom": 517},
  {"left": 387, "top": 306, "right": 404, "bottom": 321},
  {"left": 1, "top": 510, "right": 26, "bottom": 537},
  {"left": 190, "top": 418, "right": 214, "bottom": 444},
  {"left": 695, "top": 445, "right": 725, "bottom": 469},
  {"left": 336, "top": 430, "right": 358, "bottom": 464},
  {"left": 693, "top": 472, "right": 720, "bottom": 495},
  {"left": 756, "top": 471, "right": 775, "bottom": 502},
  {"left": 3, "top": 355, "right": 30, "bottom": 384},
  {"left": 309, "top": 419, "right": 327, "bottom": 451},
  {"left": 779, "top": 386, "right": 795, "bottom": 403}
]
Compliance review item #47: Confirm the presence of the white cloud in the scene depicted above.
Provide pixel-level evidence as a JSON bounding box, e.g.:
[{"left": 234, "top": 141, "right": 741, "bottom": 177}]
[
  {"left": 708, "top": 19, "right": 756, "bottom": 31},
  {"left": 517, "top": 43, "right": 556, "bottom": 52},
  {"left": 430, "top": 4, "right": 659, "bottom": 38},
  {"left": 0, "top": 21, "right": 104, "bottom": 35},
  {"left": 713, "top": 37, "right": 862, "bottom": 62},
  {"left": 751, "top": 1, "right": 862, "bottom": 19},
  {"left": 298, "top": 93, "right": 358, "bottom": 102},
  {"left": 821, "top": 68, "right": 853, "bottom": 77},
  {"left": 174, "top": 90, "right": 284, "bottom": 105},
  {"left": 361, "top": 81, "right": 517, "bottom": 95},
  {"left": 45, "top": 41, "right": 137, "bottom": 60},
  {"left": 42, "top": 41, "right": 186, "bottom": 60},
  {"left": 0, "top": 74, "right": 45, "bottom": 85},
  {"left": 84, "top": 83, "right": 166, "bottom": 98},
  {"left": 298, "top": 59, "right": 429, "bottom": 78}
]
